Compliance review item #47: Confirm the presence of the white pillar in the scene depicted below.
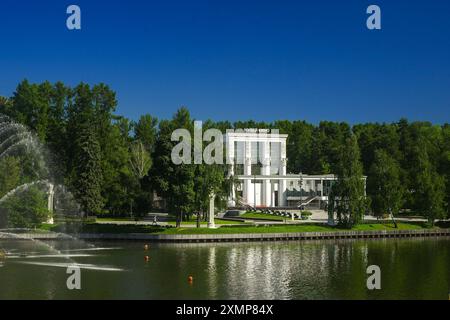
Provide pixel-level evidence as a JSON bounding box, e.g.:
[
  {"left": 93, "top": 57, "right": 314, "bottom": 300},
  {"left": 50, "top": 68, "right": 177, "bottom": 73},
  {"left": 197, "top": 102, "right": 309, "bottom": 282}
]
[
  {"left": 208, "top": 193, "right": 216, "bottom": 228},
  {"left": 278, "top": 174, "right": 287, "bottom": 206},
  {"left": 47, "top": 183, "right": 54, "bottom": 224},
  {"left": 278, "top": 140, "right": 287, "bottom": 207},
  {"left": 261, "top": 141, "right": 271, "bottom": 207},
  {"left": 226, "top": 135, "right": 236, "bottom": 207},
  {"left": 227, "top": 159, "right": 236, "bottom": 207},
  {"left": 226, "top": 134, "right": 235, "bottom": 166},
  {"left": 244, "top": 141, "right": 252, "bottom": 205},
  {"left": 264, "top": 179, "right": 271, "bottom": 207}
]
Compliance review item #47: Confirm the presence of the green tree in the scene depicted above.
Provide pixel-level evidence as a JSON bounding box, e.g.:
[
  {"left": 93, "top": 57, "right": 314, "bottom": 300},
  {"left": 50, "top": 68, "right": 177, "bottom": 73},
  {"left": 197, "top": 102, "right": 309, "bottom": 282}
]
[
  {"left": 129, "top": 140, "right": 152, "bottom": 180},
  {"left": 130, "top": 115, "right": 158, "bottom": 214},
  {"left": 353, "top": 123, "right": 401, "bottom": 174},
  {"left": 46, "top": 82, "right": 69, "bottom": 169},
  {"left": 0, "top": 156, "right": 21, "bottom": 198},
  {"left": 100, "top": 117, "right": 134, "bottom": 215},
  {"left": 74, "top": 123, "right": 104, "bottom": 215},
  {"left": 192, "top": 121, "right": 227, "bottom": 228},
  {"left": 275, "top": 120, "right": 315, "bottom": 174},
  {"left": 0, "top": 186, "right": 50, "bottom": 228},
  {"left": 134, "top": 114, "right": 158, "bottom": 153},
  {"left": 150, "top": 108, "right": 195, "bottom": 226},
  {"left": 333, "top": 135, "right": 369, "bottom": 227},
  {"left": 368, "top": 149, "right": 403, "bottom": 227},
  {"left": 441, "top": 124, "right": 450, "bottom": 218},
  {"left": 10, "top": 80, "right": 51, "bottom": 141},
  {"left": 0, "top": 96, "right": 12, "bottom": 115},
  {"left": 415, "top": 144, "right": 446, "bottom": 225}
]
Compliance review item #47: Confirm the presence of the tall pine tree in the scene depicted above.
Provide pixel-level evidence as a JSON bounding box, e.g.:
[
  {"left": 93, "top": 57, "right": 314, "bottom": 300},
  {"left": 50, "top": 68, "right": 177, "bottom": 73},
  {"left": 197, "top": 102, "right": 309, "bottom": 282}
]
[{"left": 74, "top": 123, "right": 104, "bottom": 215}]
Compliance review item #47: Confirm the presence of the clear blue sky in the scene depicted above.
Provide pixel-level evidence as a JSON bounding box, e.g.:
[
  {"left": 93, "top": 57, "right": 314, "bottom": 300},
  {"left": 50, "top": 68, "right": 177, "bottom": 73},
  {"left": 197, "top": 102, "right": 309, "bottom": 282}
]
[{"left": 0, "top": 0, "right": 449, "bottom": 124}]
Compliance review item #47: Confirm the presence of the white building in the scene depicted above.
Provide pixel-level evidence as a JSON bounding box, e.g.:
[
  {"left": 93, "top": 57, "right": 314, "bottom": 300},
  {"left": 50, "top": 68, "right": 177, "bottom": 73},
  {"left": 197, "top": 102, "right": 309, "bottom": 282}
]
[{"left": 226, "top": 129, "right": 338, "bottom": 209}]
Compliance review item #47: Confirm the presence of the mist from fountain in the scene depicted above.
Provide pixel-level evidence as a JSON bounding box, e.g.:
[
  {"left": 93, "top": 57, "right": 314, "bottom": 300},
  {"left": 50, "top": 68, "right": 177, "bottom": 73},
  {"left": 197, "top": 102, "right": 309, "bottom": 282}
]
[
  {"left": 0, "top": 180, "right": 49, "bottom": 205},
  {"left": 0, "top": 114, "right": 126, "bottom": 274},
  {"left": 0, "top": 114, "right": 83, "bottom": 234}
]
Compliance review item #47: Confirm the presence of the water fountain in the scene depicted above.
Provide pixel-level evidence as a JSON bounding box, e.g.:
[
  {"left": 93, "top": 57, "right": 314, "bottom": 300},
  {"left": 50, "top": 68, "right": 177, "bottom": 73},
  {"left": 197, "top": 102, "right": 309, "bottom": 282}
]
[
  {"left": 0, "top": 114, "right": 81, "bottom": 228},
  {"left": 0, "top": 114, "right": 123, "bottom": 284}
]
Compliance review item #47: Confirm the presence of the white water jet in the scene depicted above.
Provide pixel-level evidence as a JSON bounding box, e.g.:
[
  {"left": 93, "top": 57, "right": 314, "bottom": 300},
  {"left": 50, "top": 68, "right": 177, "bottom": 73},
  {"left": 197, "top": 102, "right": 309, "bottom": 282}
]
[
  {"left": 47, "top": 182, "right": 55, "bottom": 224},
  {"left": 0, "top": 131, "right": 32, "bottom": 151},
  {"left": 16, "top": 261, "right": 124, "bottom": 272},
  {"left": 0, "top": 137, "right": 36, "bottom": 159},
  {"left": 0, "top": 114, "right": 97, "bottom": 270}
]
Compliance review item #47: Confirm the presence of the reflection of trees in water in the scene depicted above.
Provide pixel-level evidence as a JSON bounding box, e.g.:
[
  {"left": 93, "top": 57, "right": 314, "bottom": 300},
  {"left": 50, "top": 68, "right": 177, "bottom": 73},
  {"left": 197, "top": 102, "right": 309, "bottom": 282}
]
[
  {"left": 160, "top": 239, "right": 450, "bottom": 299},
  {"left": 164, "top": 241, "right": 365, "bottom": 299}
]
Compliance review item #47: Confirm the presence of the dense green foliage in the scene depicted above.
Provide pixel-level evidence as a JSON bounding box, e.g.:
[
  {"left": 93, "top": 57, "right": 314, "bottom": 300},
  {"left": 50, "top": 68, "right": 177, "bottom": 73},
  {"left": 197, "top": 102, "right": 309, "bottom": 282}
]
[
  {"left": 368, "top": 150, "right": 403, "bottom": 224},
  {"left": 331, "top": 135, "right": 369, "bottom": 227},
  {"left": 0, "top": 185, "right": 50, "bottom": 228},
  {"left": 48, "top": 221, "right": 437, "bottom": 235},
  {"left": 0, "top": 155, "right": 52, "bottom": 228},
  {"left": 0, "top": 156, "right": 21, "bottom": 199},
  {"left": 1, "top": 80, "right": 449, "bottom": 225}
]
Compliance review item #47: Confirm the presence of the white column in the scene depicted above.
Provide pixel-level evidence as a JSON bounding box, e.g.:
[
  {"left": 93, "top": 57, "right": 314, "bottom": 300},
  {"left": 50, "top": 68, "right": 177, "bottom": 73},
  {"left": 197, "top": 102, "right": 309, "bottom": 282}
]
[
  {"left": 47, "top": 183, "right": 54, "bottom": 224},
  {"left": 227, "top": 161, "right": 236, "bottom": 207},
  {"left": 226, "top": 135, "right": 236, "bottom": 206},
  {"left": 271, "top": 181, "right": 276, "bottom": 206},
  {"left": 228, "top": 160, "right": 235, "bottom": 207},
  {"left": 278, "top": 170, "right": 287, "bottom": 206},
  {"left": 208, "top": 193, "right": 216, "bottom": 228},
  {"left": 264, "top": 179, "right": 272, "bottom": 207},
  {"left": 244, "top": 141, "right": 252, "bottom": 205},
  {"left": 225, "top": 134, "right": 234, "bottom": 166},
  {"left": 261, "top": 141, "right": 271, "bottom": 206},
  {"left": 278, "top": 140, "right": 287, "bottom": 207}
]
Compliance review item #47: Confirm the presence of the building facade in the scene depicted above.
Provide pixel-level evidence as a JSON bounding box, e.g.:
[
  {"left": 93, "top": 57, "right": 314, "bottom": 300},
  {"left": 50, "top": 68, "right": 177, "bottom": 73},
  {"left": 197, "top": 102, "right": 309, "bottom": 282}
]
[{"left": 226, "top": 129, "right": 340, "bottom": 209}]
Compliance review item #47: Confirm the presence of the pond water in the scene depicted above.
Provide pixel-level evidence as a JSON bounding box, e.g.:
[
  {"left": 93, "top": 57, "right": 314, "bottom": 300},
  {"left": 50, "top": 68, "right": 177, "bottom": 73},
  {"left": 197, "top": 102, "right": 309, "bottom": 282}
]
[{"left": 0, "top": 237, "right": 449, "bottom": 299}]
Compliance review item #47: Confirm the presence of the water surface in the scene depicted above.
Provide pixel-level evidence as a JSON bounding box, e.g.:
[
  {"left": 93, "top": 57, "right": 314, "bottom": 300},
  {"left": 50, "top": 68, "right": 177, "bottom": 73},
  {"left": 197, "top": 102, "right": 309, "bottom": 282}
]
[{"left": 0, "top": 238, "right": 449, "bottom": 299}]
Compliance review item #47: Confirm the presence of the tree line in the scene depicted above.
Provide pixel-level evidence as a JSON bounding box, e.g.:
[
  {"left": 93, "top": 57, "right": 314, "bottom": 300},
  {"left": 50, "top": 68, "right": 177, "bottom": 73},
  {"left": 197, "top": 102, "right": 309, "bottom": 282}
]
[{"left": 0, "top": 80, "right": 448, "bottom": 226}]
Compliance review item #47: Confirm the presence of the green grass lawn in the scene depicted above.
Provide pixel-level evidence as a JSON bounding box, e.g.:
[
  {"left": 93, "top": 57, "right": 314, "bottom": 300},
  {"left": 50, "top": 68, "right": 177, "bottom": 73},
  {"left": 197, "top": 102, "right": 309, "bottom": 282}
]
[
  {"left": 41, "top": 221, "right": 440, "bottom": 235},
  {"left": 165, "top": 218, "right": 245, "bottom": 225},
  {"left": 48, "top": 223, "right": 166, "bottom": 234},
  {"left": 158, "top": 222, "right": 426, "bottom": 235},
  {"left": 95, "top": 217, "right": 243, "bottom": 225},
  {"left": 96, "top": 217, "right": 136, "bottom": 222},
  {"left": 240, "top": 212, "right": 285, "bottom": 221}
]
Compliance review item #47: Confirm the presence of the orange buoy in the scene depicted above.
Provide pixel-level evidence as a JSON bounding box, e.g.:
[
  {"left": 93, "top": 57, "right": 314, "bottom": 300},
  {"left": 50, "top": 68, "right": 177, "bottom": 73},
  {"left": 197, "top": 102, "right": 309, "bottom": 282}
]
[
  {"left": 144, "top": 244, "right": 149, "bottom": 250},
  {"left": 188, "top": 275, "right": 194, "bottom": 283},
  {"left": 144, "top": 255, "right": 150, "bottom": 262}
]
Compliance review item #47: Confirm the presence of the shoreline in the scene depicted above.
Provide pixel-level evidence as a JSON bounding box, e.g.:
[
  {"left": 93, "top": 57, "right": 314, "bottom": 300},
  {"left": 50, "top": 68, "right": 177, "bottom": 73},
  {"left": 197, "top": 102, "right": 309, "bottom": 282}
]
[{"left": 5, "top": 228, "right": 450, "bottom": 242}]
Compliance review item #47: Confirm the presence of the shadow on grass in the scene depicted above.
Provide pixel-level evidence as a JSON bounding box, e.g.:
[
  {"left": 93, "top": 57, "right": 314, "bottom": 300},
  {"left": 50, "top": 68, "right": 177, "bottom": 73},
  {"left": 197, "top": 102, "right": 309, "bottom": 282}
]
[{"left": 42, "top": 219, "right": 448, "bottom": 235}]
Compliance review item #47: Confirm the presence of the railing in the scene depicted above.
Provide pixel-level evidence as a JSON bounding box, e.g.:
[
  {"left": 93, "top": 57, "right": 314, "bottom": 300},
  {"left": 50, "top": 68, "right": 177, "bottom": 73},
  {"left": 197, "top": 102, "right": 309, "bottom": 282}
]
[
  {"left": 297, "top": 195, "right": 318, "bottom": 208},
  {"left": 286, "top": 190, "right": 321, "bottom": 198}
]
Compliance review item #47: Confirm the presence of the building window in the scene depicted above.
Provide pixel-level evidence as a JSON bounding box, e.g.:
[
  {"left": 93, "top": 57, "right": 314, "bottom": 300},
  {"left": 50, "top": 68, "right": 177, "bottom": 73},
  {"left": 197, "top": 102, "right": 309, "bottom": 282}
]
[
  {"left": 234, "top": 164, "right": 244, "bottom": 175},
  {"left": 270, "top": 142, "right": 280, "bottom": 175},
  {"left": 251, "top": 164, "right": 261, "bottom": 175}
]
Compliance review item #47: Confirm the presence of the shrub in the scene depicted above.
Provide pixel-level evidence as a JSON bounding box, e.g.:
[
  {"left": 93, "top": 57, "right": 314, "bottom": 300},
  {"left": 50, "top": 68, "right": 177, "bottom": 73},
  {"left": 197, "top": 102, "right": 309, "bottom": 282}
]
[{"left": 0, "top": 185, "right": 50, "bottom": 228}]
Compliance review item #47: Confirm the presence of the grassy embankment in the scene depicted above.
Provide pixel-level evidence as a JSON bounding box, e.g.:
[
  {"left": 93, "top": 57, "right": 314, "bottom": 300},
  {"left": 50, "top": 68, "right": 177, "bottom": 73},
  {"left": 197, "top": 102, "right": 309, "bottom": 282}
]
[
  {"left": 96, "top": 217, "right": 244, "bottom": 226},
  {"left": 40, "top": 221, "right": 449, "bottom": 235}
]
